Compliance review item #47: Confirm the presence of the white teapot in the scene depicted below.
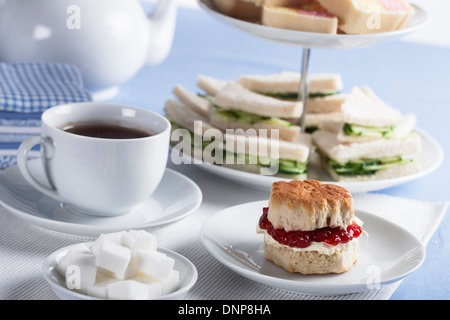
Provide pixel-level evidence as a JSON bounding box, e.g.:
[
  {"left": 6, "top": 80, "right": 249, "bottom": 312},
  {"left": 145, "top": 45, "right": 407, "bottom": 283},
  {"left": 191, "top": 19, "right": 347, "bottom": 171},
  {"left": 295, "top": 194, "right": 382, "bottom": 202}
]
[{"left": 0, "top": 0, "right": 178, "bottom": 99}]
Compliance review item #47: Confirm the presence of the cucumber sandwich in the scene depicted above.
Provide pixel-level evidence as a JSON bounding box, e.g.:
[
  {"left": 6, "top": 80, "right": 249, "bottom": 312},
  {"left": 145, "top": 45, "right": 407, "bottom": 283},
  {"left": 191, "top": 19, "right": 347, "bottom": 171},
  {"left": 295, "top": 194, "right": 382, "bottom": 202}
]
[
  {"left": 311, "top": 85, "right": 421, "bottom": 181},
  {"left": 197, "top": 72, "right": 348, "bottom": 134},
  {"left": 237, "top": 71, "right": 344, "bottom": 101},
  {"left": 205, "top": 80, "right": 303, "bottom": 142},
  {"left": 165, "top": 86, "right": 311, "bottom": 180},
  {"left": 337, "top": 86, "right": 417, "bottom": 143},
  {"left": 237, "top": 71, "right": 347, "bottom": 133},
  {"left": 312, "top": 129, "right": 422, "bottom": 182}
]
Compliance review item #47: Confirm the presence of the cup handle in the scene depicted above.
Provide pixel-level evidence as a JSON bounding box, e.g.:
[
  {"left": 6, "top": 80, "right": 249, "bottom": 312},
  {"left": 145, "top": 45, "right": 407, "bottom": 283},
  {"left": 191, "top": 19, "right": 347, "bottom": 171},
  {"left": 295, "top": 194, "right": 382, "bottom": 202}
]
[{"left": 17, "top": 136, "right": 64, "bottom": 202}]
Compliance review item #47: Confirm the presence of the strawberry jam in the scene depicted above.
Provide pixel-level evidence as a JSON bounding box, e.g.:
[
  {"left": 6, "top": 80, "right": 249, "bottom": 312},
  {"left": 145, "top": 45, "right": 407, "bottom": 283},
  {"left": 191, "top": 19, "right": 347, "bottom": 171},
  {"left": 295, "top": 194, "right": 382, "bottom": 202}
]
[{"left": 259, "top": 207, "right": 362, "bottom": 249}]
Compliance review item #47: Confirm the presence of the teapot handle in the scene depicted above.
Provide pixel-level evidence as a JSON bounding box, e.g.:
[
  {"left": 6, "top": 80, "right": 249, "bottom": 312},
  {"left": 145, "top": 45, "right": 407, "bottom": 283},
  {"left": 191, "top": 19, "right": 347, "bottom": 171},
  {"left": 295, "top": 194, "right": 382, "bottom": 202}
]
[{"left": 146, "top": 0, "right": 178, "bottom": 66}]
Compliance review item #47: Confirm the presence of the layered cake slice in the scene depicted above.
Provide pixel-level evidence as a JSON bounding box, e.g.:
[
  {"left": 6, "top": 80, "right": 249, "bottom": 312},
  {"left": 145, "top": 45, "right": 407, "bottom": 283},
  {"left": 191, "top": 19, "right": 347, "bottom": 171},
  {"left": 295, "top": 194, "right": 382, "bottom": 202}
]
[
  {"left": 317, "top": 0, "right": 415, "bottom": 34},
  {"left": 261, "top": 1, "right": 338, "bottom": 34}
]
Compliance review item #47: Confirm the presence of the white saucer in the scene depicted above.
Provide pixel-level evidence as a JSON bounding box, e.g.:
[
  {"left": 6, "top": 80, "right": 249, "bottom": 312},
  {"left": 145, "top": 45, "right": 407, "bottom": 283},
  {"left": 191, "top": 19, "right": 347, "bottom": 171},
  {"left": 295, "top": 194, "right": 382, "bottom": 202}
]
[
  {"left": 182, "top": 129, "right": 443, "bottom": 193},
  {"left": 201, "top": 201, "right": 426, "bottom": 296},
  {"left": 0, "top": 159, "right": 202, "bottom": 236},
  {"left": 199, "top": 0, "right": 428, "bottom": 49}
]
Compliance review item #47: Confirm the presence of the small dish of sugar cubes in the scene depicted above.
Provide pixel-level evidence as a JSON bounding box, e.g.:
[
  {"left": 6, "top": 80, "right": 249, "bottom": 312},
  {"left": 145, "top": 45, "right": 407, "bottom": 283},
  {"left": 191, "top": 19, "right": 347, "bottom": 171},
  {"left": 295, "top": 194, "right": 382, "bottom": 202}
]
[{"left": 42, "top": 230, "right": 198, "bottom": 300}]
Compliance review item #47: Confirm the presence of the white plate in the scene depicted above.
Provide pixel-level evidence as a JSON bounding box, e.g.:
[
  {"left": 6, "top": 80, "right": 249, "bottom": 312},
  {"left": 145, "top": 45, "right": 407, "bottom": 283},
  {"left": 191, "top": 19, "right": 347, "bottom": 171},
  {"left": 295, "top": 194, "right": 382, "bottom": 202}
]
[
  {"left": 201, "top": 200, "right": 426, "bottom": 296},
  {"left": 43, "top": 243, "right": 198, "bottom": 300},
  {"left": 182, "top": 129, "right": 443, "bottom": 193},
  {"left": 199, "top": 0, "right": 429, "bottom": 49},
  {"left": 0, "top": 159, "right": 202, "bottom": 236}
]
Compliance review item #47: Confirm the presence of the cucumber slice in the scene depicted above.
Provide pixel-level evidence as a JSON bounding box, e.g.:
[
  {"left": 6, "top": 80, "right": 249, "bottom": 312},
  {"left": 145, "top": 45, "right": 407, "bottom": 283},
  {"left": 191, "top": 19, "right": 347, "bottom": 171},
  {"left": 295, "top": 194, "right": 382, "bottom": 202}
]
[
  {"left": 328, "top": 156, "right": 413, "bottom": 176},
  {"left": 279, "top": 160, "right": 307, "bottom": 174},
  {"left": 212, "top": 106, "right": 293, "bottom": 127},
  {"left": 262, "top": 91, "right": 339, "bottom": 100},
  {"left": 379, "top": 156, "right": 403, "bottom": 164},
  {"left": 258, "top": 118, "right": 293, "bottom": 127},
  {"left": 262, "top": 92, "right": 299, "bottom": 100},
  {"left": 278, "top": 166, "right": 305, "bottom": 174},
  {"left": 344, "top": 123, "right": 395, "bottom": 138},
  {"left": 362, "top": 159, "right": 412, "bottom": 171}
]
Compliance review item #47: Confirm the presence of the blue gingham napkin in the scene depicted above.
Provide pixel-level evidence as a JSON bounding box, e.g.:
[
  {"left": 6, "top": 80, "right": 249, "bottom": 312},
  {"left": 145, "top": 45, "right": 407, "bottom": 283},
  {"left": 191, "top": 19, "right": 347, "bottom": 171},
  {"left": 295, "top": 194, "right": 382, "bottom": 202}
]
[
  {"left": 0, "top": 62, "right": 92, "bottom": 169},
  {"left": 0, "top": 62, "right": 92, "bottom": 113},
  {"left": 0, "top": 110, "right": 43, "bottom": 143}
]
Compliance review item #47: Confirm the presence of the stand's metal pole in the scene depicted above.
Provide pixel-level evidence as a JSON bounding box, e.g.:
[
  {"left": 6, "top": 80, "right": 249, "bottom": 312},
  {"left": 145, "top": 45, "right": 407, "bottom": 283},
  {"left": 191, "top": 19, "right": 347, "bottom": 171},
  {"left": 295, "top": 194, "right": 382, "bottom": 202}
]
[{"left": 297, "top": 48, "right": 311, "bottom": 133}]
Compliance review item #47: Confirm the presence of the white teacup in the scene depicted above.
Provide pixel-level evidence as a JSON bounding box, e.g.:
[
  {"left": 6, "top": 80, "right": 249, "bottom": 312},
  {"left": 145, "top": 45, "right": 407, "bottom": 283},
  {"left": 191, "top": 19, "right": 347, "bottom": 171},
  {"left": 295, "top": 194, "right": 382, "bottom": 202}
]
[{"left": 17, "top": 102, "right": 171, "bottom": 217}]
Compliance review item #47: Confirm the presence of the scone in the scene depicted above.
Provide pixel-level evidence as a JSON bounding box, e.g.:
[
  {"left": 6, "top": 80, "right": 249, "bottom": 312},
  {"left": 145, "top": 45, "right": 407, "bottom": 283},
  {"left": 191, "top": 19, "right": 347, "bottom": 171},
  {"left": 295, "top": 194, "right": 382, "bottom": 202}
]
[{"left": 257, "top": 180, "right": 364, "bottom": 274}]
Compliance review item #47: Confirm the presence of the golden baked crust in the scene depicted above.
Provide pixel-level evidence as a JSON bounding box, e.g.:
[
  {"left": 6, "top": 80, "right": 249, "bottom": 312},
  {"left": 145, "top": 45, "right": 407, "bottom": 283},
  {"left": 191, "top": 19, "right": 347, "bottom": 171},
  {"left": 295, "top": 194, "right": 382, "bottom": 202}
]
[{"left": 268, "top": 180, "right": 354, "bottom": 231}]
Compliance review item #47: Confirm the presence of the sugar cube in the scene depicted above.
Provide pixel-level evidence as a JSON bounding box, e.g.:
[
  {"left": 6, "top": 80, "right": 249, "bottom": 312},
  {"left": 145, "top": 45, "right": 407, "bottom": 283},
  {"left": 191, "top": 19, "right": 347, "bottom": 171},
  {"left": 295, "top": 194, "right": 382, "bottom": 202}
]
[
  {"left": 91, "top": 231, "right": 125, "bottom": 255},
  {"left": 121, "top": 230, "right": 157, "bottom": 252},
  {"left": 56, "top": 243, "right": 92, "bottom": 276},
  {"left": 86, "top": 273, "right": 116, "bottom": 299},
  {"left": 160, "top": 270, "right": 180, "bottom": 295},
  {"left": 65, "top": 253, "right": 97, "bottom": 293},
  {"left": 146, "top": 281, "right": 163, "bottom": 299},
  {"left": 97, "top": 264, "right": 135, "bottom": 281},
  {"left": 56, "top": 252, "right": 73, "bottom": 277},
  {"left": 107, "top": 280, "right": 149, "bottom": 300},
  {"left": 133, "top": 272, "right": 163, "bottom": 299},
  {"left": 95, "top": 240, "right": 131, "bottom": 275},
  {"left": 121, "top": 230, "right": 157, "bottom": 265},
  {"left": 135, "top": 250, "right": 175, "bottom": 278}
]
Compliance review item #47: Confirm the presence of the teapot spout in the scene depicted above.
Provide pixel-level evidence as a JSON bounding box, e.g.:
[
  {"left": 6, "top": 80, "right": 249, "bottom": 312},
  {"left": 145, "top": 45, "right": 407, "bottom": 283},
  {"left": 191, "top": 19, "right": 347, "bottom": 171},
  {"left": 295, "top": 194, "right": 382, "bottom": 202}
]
[{"left": 146, "top": 0, "right": 178, "bottom": 66}]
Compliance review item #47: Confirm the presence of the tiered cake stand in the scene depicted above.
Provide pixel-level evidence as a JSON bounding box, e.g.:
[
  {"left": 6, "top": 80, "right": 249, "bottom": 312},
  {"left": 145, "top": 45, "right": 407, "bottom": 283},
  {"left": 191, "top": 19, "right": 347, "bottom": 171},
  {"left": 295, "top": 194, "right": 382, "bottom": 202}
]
[
  {"left": 198, "top": 0, "right": 429, "bottom": 131},
  {"left": 192, "top": 1, "right": 443, "bottom": 193}
]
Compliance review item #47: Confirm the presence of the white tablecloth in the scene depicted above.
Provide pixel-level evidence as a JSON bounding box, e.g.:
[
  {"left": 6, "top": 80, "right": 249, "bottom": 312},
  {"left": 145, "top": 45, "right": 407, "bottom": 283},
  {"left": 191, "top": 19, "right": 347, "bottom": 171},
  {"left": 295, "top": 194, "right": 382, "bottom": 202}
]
[{"left": 0, "top": 161, "right": 447, "bottom": 300}]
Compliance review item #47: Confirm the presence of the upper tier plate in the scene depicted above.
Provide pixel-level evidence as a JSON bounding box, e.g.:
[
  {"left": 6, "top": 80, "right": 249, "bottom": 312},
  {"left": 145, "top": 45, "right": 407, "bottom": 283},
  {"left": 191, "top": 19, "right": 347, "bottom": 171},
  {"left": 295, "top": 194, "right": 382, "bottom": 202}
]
[{"left": 198, "top": 0, "right": 429, "bottom": 49}]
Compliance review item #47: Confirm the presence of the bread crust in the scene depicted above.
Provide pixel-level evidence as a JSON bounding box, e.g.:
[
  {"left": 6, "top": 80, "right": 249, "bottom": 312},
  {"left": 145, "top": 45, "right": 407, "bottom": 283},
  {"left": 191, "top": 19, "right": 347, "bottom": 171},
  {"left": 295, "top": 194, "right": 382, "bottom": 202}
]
[
  {"left": 214, "top": 82, "right": 303, "bottom": 118},
  {"left": 165, "top": 99, "right": 215, "bottom": 134},
  {"left": 312, "top": 129, "right": 422, "bottom": 163},
  {"left": 172, "top": 85, "right": 211, "bottom": 117},
  {"left": 197, "top": 75, "right": 227, "bottom": 96},
  {"left": 304, "top": 112, "right": 342, "bottom": 128},
  {"left": 210, "top": 116, "right": 301, "bottom": 142},
  {"left": 264, "top": 238, "right": 360, "bottom": 274},
  {"left": 223, "top": 133, "right": 311, "bottom": 162},
  {"left": 321, "top": 156, "right": 421, "bottom": 182},
  {"left": 307, "top": 93, "right": 347, "bottom": 114},
  {"left": 268, "top": 180, "right": 354, "bottom": 231},
  {"left": 341, "top": 86, "right": 404, "bottom": 127}
]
